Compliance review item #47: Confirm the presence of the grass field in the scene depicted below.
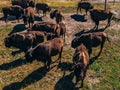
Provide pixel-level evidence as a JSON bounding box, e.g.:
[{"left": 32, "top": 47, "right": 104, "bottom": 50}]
[{"left": 0, "top": 0, "right": 120, "bottom": 90}]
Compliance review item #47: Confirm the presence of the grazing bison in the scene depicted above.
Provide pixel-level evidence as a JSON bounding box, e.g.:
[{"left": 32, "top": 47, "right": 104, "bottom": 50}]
[
  {"left": 73, "top": 43, "right": 90, "bottom": 88},
  {"left": 89, "top": 9, "right": 113, "bottom": 30},
  {"left": 71, "top": 32, "right": 109, "bottom": 57},
  {"left": 4, "top": 31, "right": 45, "bottom": 52},
  {"left": 2, "top": 5, "right": 24, "bottom": 23},
  {"left": 25, "top": 38, "right": 64, "bottom": 70},
  {"left": 50, "top": 9, "right": 64, "bottom": 24},
  {"left": 23, "top": 6, "right": 35, "bottom": 28},
  {"left": 36, "top": 3, "right": 51, "bottom": 16},
  {"left": 77, "top": 1, "right": 93, "bottom": 15}
]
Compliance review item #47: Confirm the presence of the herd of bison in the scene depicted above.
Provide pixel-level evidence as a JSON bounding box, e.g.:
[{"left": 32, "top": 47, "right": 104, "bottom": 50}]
[{"left": 1, "top": 0, "right": 115, "bottom": 88}]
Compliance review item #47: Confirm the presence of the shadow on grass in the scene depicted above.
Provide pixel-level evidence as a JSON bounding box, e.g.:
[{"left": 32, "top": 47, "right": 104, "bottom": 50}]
[
  {"left": 54, "top": 72, "right": 79, "bottom": 90},
  {"left": 8, "top": 24, "right": 26, "bottom": 35},
  {"left": 3, "top": 66, "right": 48, "bottom": 90},
  {"left": 0, "top": 58, "right": 28, "bottom": 70},
  {"left": 70, "top": 14, "right": 87, "bottom": 22},
  {"left": 58, "top": 62, "right": 74, "bottom": 76},
  {"left": 74, "top": 28, "right": 106, "bottom": 37}
]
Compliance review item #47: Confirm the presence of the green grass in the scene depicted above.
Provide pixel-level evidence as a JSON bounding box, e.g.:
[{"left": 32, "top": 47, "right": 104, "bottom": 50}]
[{"left": 0, "top": 1, "right": 120, "bottom": 90}]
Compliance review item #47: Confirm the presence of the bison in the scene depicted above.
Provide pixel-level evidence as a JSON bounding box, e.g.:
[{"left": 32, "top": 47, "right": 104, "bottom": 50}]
[
  {"left": 73, "top": 43, "right": 90, "bottom": 88},
  {"left": 25, "top": 38, "right": 64, "bottom": 70},
  {"left": 4, "top": 31, "right": 45, "bottom": 52},
  {"left": 2, "top": 5, "right": 24, "bottom": 23},
  {"left": 89, "top": 9, "right": 113, "bottom": 30},
  {"left": 71, "top": 32, "right": 109, "bottom": 57},
  {"left": 11, "top": 0, "right": 35, "bottom": 9},
  {"left": 77, "top": 1, "right": 93, "bottom": 15},
  {"left": 50, "top": 9, "right": 64, "bottom": 24},
  {"left": 31, "top": 21, "right": 66, "bottom": 42},
  {"left": 23, "top": 6, "right": 35, "bottom": 28},
  {"left": 36, "top": 3, "right": 51, "bottom": 16}
]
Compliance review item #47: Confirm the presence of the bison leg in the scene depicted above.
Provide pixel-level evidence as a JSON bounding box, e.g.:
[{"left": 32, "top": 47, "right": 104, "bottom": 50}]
[
  {"left": 46, "top": 57, "right": 52, "bottom": 70},
  {"left": 58, "top": 47, "right": 63, "bottom": 64},
  {"left": 97, "top": 39, "right": 105, "bottom": 57},
  {"left": 94, "top": 21, "right": 99, "bottom": 30},
  {"left": 77, "top": 7, "right": 79, "bottom": 14}
]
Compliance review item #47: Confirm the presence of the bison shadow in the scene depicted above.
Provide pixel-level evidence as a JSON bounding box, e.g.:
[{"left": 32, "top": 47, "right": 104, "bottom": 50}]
[
  {"left": 3, "top": 66, "right": 48, "bottom": 90},
  {"left": 0, "top": 58, "right": 28, "bottom": 70},
  {"left": 34, "top": 15, "right": 42, "bottom": 21},
  {"left": 8, "top": 24, "right": 26, "bottom": 35},
  {"left": 74, "top": 28, "right": 105, "bottom": 37},
  {"left": 70, "top": 14, "right": 87, "bottom": 22},
  {"left": 54, "top": 72, "right": 79, "bottom": 90},
  {"left": 57, "top": 62, "right": 73, "bottom": 76}
]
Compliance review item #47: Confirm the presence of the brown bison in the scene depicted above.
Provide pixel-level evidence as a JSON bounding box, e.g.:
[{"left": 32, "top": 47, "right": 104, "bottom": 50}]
[
  {"left": 73, "top": 43, "right": 90, "bottom": 88},
  {"left": 2, "top": 5, "right": 24, "bottom": 23},
  {"left": 36, "top": 3, "right": 51, "bottom": 16},
  {"left": 71, "top": 32, "right": 109, "bottom": 57},
  {"left": 50, "top": 9, "right": 64, "bottom": 24},
  {"left": 4, "top": 31, "right": 45, "bottom": 52},
  {"left": 77, "top": 1, "right": 93, "bottom": 15},
  {"left": 11, "top": 0, "right": 35, "bottom": 8},
  {"left": 31, "top": 21, "right": 66, "bottom": 42},
  {"left": 89, "top": 9, "right": 113, "bottom": 30},
  {"left": 25, "top": 38, "right": 64, "bottom": 70},
  {"left": 23, "top": 6, "right": 35, "bottom": 28}
]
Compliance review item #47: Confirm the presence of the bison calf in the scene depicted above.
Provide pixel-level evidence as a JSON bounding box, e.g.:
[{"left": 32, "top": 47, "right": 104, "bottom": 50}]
[
  {"left": 25, "top": 38, "right": 64, "bottom": 70},
  {"left": 89, "top": 9, "right": 113, "bottom": 30},
  {"left": 71, "top": 32, "right": 109, "bottom": 57},
  {"left": 73, "top": 43, "right": 90, "bottom": 88}
]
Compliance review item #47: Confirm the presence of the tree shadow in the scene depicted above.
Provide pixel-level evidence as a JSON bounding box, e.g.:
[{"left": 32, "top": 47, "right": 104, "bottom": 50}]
[
  {"left": 54, "top": 72, "right": 79, "bottom": 90},
  {"left": 3, "top": 66, "right": 48, "bottom": 90},
  {"left": 0, "top": 58, "right": 28, "bottom": 70},
  {"left": 11, "top": 50, "right": 23, "bottom": 56},
  {"left": 70, "top": 14, "right": 87, "bottom": 22},
  {"left": 58, "top": 62, "right": 74, "bottom": 76},
  {"left": 8, "top": 24, "right": 26, "bottom": 35}
]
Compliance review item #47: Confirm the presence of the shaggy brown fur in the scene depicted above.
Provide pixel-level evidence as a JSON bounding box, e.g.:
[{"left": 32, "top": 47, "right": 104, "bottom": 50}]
[
  {"left": 4, "top": 31, "right": 45, "bottom": 52},
  {"left": 73, "top": 43, "right": 90, "bottom": 88},
  {"left": 89, "top": 9, "right": 113, "bottom": 30},
  {"left": 2, "top": 5, "right": 24, "bottom": 23},
  {"left": 71, "top": 32, "right": 109, "bottom": 57},
  {"left": 25, "top": 38, "right": 64, "bottom": 70},
  {"left": 23, "top": 6, "right": 35, "bottom": 28},
  {"left": 36, "top": 3, "right": 51, "bottom": 16},
  {"left": 50, "top": 9, "right": 64, "bottom": 24}
]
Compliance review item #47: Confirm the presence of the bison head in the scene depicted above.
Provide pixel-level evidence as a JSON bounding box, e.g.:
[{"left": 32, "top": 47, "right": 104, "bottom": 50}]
[
  {"left": 4, "top": 36, "right": 11, "bottom": 48},
  {"left": 71, "top": 37, "right": 81, "bottom": 48}
]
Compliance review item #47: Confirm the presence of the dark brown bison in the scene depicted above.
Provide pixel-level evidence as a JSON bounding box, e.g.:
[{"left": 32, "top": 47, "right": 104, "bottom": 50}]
[
  {"left": 89, "top": 9, "right": 113, "bottom": 30},
  {"left": 73, "top": 43, "right": 90, "bottom": 88},
  {"left": 36, "top": 3, "right": 51, "bottom": 16},
  {"left": 11, "top": 0, "right": 35, "bottom": 8},
  {"left": 77, "top": 1, "right": 93, "bottom": 15},
  {"left": 23, "top": 6, "right": 35, "bottom": 28},
  {"left": 31, "top": 21, "right": 66, "bottom": 42},
  {"left": 50, "top": 9, "right": 64, "bottom": 24},
  {"left": 2, "top": 5, "right": 24, "bottom": 23},
  {"left": 71, "top": 32, "right": 109, "bottom": 57},
  {"left": 25, "top": 38, "right": 64, "bottom": 70},
  {"left": 4, "top": 31, "right": 45, "bottom": 52}
]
